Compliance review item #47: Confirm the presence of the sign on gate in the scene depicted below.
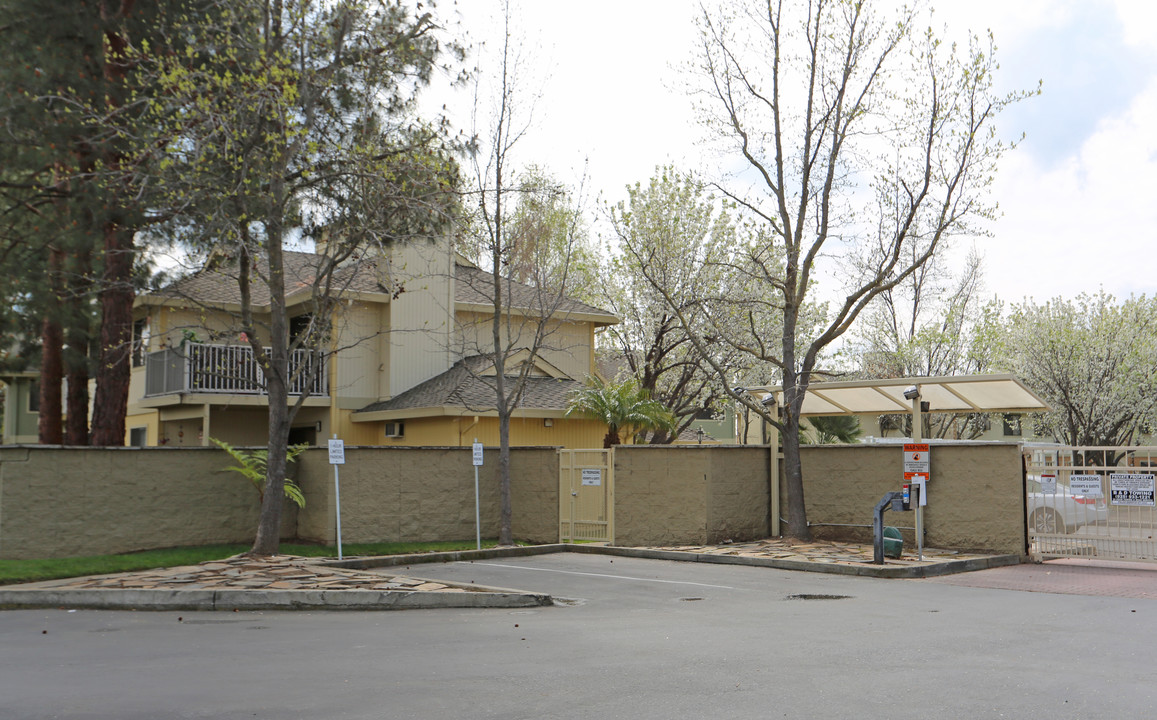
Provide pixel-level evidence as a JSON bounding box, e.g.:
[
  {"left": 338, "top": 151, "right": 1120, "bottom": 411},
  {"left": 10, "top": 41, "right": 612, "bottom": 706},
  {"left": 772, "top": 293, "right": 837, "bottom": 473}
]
[
  {"left": 581, "top": 468, "right": 602, "bottom": 486},
  {"left": 1069, "top": 475, "right": 1102, "bottom": 498},
  {"left": 1110, "top": 473, "right": 1156, "bottom": 507}
]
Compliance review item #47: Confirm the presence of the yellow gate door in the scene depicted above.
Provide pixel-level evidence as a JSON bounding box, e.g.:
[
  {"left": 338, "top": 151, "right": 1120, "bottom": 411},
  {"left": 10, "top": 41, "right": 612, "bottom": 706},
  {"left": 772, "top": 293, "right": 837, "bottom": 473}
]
[{"left": 559, "top": 449, "right": 614, "bottom": 543}]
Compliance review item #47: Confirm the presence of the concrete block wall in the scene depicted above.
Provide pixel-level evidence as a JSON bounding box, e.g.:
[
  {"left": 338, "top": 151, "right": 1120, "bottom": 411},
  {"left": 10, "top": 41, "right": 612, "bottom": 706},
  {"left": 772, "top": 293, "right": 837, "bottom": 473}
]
[
  {"left": 0, "top": 442, "right": 1026, "bottom": 559},
  {"left": 0, "top": 446, "right": 296, "bottom": 560},
  {"left": 796, "top": 443, "right": 1025, "bottom": 555},
  {"left": 294, "top": 446, "right": 559, "bottom": 546},
  {"left": 613, "top": 446, "right": 769, "bottom": 546}
]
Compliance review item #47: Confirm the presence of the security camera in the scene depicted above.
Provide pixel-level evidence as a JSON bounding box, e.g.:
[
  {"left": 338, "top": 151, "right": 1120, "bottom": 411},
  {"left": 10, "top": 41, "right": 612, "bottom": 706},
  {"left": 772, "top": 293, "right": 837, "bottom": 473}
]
[
  {"left": 732, "top": 386, "right": 746, "bottom": 395},
  {"left": 903, "top": 385, "right": 920, "bottom": 400}
]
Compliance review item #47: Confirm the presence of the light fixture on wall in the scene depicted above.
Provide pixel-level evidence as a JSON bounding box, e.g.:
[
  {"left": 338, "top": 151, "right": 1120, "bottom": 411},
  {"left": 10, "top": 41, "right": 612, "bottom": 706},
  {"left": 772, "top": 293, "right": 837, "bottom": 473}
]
[{"left": 543, "top": 418, "right": 553, "bottom": 427}]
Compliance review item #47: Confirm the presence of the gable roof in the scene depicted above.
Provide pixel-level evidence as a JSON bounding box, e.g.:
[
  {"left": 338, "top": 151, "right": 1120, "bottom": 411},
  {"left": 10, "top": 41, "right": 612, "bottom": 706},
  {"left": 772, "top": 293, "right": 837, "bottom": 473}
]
[
  {"left": 453, "top": 263, "right": 617, "bottom": 324},
  {"left": 138, "top": 250, "right": 389, "bottom": 309},
  {"left": 352, "top": 354, "right": 583, "bottom": 422},
  {"left": 137, "top": 250, "right": 617, "bottom": 326}
]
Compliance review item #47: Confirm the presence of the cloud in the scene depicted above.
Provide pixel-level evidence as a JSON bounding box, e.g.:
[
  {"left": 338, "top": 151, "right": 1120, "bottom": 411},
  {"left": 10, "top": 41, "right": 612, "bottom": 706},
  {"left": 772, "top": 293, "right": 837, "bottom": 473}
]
[{"left": 985, "top": 73, "right": 1157, "bottom": 303}]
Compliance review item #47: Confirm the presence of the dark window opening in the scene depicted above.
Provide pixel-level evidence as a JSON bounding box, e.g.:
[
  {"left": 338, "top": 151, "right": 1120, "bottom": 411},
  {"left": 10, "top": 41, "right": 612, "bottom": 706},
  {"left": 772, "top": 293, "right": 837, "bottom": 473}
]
[{"left": 1002, "top": 414, "right": 1022, "bottom": 437}]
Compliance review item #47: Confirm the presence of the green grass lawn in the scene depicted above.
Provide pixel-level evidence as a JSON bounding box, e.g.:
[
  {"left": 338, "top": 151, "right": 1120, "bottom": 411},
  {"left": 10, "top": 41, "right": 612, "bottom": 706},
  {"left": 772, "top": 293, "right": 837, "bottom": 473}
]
[{"left": 0, "top": 540, "right": 502, "bottom": 586}]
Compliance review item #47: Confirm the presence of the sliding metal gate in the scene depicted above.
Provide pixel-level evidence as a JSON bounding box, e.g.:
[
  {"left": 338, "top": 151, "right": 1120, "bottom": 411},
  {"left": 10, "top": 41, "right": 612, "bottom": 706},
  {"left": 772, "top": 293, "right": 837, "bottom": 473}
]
[
  {"left": 559, "top": 449, "right": 614, "bottom": 543},
  {"left": 1025, "top": 445, "right": 1157, "bottom": 562}
]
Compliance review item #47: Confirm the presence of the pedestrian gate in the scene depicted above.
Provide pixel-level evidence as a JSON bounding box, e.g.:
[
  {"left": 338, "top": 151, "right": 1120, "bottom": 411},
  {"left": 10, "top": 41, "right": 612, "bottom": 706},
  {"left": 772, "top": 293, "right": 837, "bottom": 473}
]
[
  {"left": 559, "top": 449, "right": 613, "bottom": 543},
  {"left": 1026, "top": 445, "right": 1157, "bottom": 562}
]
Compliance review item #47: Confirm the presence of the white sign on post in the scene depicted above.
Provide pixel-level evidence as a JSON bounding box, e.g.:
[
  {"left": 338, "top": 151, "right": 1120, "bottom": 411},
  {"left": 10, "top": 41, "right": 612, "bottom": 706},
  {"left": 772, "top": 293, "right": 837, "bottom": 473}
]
[
  {"left": 472, "top": 442, "right": 484, "bottom": 466},
  {"left": 1040, "top": 473, "right": 1057, "bottom": 494},
  {"left": 328, "top": 438, "right": 346, "bottom": 465},
  {"left": 328, "top": 436, "right": 345, "bottom": 560}
]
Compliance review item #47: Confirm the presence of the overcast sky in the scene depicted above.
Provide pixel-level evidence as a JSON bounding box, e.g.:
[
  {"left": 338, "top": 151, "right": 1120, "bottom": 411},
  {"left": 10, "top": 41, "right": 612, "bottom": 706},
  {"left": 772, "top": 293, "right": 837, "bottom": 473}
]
[{"left": 440, "top": 0, "right": 1156, "bottom": 306}]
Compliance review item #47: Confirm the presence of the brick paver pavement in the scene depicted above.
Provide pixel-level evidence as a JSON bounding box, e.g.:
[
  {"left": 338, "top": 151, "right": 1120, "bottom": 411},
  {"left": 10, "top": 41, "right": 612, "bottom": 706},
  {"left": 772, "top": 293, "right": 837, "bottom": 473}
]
[{"left": 923, "top": 558, "right": 1157, "bottom": 598}]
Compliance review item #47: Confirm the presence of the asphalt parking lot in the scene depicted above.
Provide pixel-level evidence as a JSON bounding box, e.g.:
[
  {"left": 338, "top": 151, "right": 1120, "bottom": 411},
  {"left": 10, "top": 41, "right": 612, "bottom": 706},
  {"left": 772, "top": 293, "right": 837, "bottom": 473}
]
[{"left": 3, "top": 554, "right": 1156, "bottom": 719}]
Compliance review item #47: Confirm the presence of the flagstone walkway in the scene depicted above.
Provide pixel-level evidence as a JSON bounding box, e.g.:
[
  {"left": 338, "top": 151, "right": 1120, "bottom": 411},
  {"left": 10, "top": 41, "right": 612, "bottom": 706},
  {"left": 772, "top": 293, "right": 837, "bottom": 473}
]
[
  {"left": 644, "top": 537, "right": 990, "bottom": 568},
  {"left": 26, "top": 554, "right": 467, "bottom": 593}
]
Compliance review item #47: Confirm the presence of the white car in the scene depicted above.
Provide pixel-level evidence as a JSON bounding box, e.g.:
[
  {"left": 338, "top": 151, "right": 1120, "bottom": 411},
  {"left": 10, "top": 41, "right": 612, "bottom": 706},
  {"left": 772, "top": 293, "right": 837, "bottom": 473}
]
[{"left": 1027, "top": 477, "right": 1110, "bottom": 534}]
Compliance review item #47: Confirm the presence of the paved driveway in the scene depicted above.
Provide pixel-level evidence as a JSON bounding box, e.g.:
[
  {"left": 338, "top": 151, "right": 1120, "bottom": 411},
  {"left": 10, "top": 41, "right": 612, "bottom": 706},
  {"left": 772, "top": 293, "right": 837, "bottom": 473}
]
[
  {"left": 3, "top": 554, "right": 1156, "bottom": 719},
  {"left": 924, "top": 558, "right": 1157, "bottom": 598}
]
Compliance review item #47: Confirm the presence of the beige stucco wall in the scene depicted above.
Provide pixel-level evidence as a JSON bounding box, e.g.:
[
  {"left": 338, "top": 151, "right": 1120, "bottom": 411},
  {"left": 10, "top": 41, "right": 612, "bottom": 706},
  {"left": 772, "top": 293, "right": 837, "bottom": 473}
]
[
  {"left": 0, "top": 447, "right": 296, "bottom": 559},
  {"left": 454, "top": 311, "right": 593, "bottom": 381},
  {"left": 796, "top": 443, "right": 1025, "bottom": 554},
  {"left": 0, "top": 443, "right": 1025, "bottom": 559},
  {"left": 293, "top": 446, "right": 559, "bottom": 546},
  {"left": 613, "top": 446, "right": 769, "bottom": 546}
]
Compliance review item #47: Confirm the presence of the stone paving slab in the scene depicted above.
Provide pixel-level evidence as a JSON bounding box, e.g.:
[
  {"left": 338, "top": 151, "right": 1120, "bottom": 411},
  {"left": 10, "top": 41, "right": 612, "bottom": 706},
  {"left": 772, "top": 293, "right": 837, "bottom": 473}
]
[{"left": 0, "top": 554, "right": 552, "bottom": 611}]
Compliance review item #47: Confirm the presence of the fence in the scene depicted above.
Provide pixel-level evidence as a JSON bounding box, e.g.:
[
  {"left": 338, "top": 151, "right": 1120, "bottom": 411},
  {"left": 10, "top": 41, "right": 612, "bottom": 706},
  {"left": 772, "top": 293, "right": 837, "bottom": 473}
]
[
  {"left": 144, "top": 342, "right": 327, "bottom": 397},
  {"left": 1, "top": 442, "right": 1029, "bottom": 559},
  {"left": 1025, "top": 445, "right": 1157, "bottom": 562}
]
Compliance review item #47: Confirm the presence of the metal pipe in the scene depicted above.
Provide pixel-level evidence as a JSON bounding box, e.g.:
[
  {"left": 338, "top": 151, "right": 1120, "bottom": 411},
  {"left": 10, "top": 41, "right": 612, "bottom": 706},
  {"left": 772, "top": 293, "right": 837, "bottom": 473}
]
[{"left": 806, "top": 521, "right": 917, "bottom": 531}]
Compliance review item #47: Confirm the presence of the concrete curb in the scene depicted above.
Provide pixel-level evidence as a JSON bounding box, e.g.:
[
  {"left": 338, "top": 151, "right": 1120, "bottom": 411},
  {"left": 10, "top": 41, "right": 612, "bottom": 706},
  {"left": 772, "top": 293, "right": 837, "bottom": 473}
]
[
  {"left": 562, "top": 544, "right": 1024, "bottom": 578},
  {"left": 0, "top": 584, "right": 552, "bottom": 612},
  {"left": 333, "top": 543, "right": 1024, "bottom": 580},
  {"left": 323, "top": 544, "right": 572, "bottom": 570}
]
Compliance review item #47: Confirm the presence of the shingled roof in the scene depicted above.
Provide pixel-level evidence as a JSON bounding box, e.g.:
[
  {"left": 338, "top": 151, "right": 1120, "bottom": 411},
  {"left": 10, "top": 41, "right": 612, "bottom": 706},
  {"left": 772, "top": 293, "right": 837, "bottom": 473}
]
[
  {"left": 141, "top": 251, "right": 389, "bottom": 308},
  {"left": 454, "top": 263, "right": 616, "bottom": 322},
  {"left": 140, "top": 251, "right": 616, "bottom": 324},
  {"left": 354, "top": 354, "right": 582, "bottom": 418}
]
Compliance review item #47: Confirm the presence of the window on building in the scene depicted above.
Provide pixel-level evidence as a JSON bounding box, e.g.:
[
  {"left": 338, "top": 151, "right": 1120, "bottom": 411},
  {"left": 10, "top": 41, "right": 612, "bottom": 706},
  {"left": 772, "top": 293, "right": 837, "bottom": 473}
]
[
  {"left": 131, "top": 317, "right": 150, "bottom": 367},
  {"left": 129, "top": 427, "right": 148, "bottom": 447},
  {"left": 1002, "top": 414, "right": 1023, "bottom": 437}
]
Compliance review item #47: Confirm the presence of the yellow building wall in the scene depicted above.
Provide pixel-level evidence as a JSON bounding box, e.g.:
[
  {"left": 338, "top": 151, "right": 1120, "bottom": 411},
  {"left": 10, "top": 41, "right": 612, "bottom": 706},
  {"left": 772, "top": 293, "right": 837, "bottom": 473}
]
[
  {"left": 454, "top": 310, "right": 593, "bottom": 380},
  {"left": 151, "top": 306, "right": 262, "bottom": 348},
  {"left": 124, "top": 410, "right": 160, "bottom": 446},
  {"left": 340, "top": 414, "right": 607, "bottom": 449},
  {"left": 331, "top": 301, "right": 384, "bottom": 406},
  {"left": 389, "top": 242, "right": 454, "bottom": 395}
]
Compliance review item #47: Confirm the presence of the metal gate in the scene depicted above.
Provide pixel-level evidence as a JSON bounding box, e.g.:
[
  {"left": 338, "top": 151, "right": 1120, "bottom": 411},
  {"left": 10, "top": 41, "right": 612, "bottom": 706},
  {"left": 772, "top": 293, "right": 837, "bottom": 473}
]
[
  {"left": 1025, "top": 445, "right": 1157, "bottom": 562},
  {"left": 559, "top": 449, "right": 614, "bottom": 543}
]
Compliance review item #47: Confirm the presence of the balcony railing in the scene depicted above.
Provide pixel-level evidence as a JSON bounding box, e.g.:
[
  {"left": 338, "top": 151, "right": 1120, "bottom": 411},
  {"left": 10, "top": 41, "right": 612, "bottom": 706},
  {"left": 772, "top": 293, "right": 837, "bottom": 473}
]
[{"left": 144, "top": 342, "right": 328, "bottom": 398}]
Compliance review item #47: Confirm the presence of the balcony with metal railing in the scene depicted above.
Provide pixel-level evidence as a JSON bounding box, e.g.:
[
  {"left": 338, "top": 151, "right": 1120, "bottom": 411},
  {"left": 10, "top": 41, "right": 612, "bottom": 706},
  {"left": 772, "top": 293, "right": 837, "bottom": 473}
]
[{"left": 144, "top": 342, "right": 328, "bottom": 398}]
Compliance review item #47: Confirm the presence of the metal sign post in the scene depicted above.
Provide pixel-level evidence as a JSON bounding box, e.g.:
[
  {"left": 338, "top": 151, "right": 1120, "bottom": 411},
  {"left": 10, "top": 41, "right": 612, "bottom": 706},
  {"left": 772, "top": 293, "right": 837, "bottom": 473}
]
[
  {"left": 903, "top": 444, "right": 930, "bottom": 561},
  {"left": 472, "top": 439, "right": 483, "bottom": 550},
  {"left": 328, "top": 436, "right": 345, "bottom": 560}
]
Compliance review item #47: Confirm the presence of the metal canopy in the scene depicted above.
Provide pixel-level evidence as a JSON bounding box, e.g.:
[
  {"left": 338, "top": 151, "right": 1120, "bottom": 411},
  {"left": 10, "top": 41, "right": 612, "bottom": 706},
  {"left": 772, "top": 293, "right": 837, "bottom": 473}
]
[{"left": 749, "top": 373, "right": 1050, "bottom": 418}]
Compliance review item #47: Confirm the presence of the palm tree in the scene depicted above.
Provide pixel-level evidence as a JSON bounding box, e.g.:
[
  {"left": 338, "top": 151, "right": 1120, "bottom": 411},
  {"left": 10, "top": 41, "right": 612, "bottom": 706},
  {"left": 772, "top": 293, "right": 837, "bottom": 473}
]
[
  {"left": 566, "top": 376, "right": 676, "bottom": 448},
  {"left": 802, "top": 416, "right": 863, "bottom": 445}
]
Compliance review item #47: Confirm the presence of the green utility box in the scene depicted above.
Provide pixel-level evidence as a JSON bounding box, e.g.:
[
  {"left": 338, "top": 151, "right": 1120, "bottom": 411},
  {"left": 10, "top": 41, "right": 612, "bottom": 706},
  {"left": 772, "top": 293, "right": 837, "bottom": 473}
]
[{"left": 883, "top": 526, "right": 903, "bottom": 559}]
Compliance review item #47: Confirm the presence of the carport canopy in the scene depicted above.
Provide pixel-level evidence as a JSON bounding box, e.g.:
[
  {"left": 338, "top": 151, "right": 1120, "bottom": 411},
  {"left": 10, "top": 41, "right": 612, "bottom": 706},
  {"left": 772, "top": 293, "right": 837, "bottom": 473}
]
[{"left": 746, "top": 373, "right": 1050, "bottom": 417}]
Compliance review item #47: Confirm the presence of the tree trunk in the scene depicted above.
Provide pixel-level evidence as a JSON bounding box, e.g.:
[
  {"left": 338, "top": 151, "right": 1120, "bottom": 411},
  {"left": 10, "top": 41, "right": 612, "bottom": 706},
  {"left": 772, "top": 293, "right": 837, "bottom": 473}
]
[
  {"left": 90, "top": 222, "right": 133, "bottom": 446},
  {"left": 251, "top": 170, "right": 291, "bottom": 556},
  {"left": 38, "top": 247, "right": 65, "bottom": 445},
  {"left": 38, "top": 315, "right": 64, "bottom": 445},
  {"left": 64, "top": 249, "right": 91, "bottom": 446},
  {"left": 498, "top": 412, "right": 513, "bottom": 546},
  {"left": 64, "top": 336, "right": 90, "bottom": 446},
  {"left": 780, "top": 414, "right": 810, "bottom": 541}
]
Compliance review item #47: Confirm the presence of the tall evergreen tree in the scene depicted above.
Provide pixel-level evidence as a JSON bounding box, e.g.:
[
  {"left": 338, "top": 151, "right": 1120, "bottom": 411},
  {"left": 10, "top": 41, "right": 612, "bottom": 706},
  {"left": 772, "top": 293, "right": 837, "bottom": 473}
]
[{"left": 0, "top": 0, "right": 180, "bottom": 444}]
